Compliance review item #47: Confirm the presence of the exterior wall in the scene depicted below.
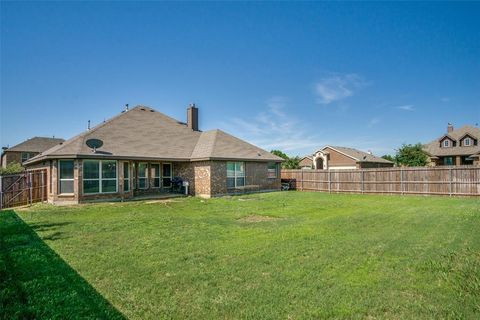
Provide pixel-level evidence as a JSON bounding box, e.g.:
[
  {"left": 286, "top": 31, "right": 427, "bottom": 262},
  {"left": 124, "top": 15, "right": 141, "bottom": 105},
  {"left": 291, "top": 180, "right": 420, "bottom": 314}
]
[
  {"left": 358, "top": 162, "right": 394, "bottom": 169},
  {"left": 299, "top": 157, "right": 313, "bottom": 168},
  {"left": 1, "top": 151, "right": 40, "bottom": 168},
  {"left": 323, "top": 147, "right": 357, "bottom": 168},
  {"left": 26, "top": 159, "right": 281, "bottom": 203}
]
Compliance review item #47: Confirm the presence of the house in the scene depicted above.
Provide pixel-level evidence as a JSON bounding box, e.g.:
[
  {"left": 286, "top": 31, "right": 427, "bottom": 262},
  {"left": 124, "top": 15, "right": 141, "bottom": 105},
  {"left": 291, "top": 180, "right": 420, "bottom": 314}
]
[
  {"left": 1, "top": 137, "right": 65, "bottom": 168},
  {"left": 299, "top": 156, "right": 314, "bottom": 169},
  {"left": 24, "top": 105, "right": 283, "bottom": 204},
  {"left": 310, "top": 146, "right": 393, "bottom": 170},
  {"left": 423, "top": 124, "right": 480, "bottom": 166}
]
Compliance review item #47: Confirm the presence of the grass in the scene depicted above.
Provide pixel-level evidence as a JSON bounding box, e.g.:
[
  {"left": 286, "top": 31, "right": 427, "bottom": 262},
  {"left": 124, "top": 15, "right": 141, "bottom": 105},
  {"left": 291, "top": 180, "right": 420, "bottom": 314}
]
[{"left": 1, "top": 192, "right": 480, "bottom": 319}]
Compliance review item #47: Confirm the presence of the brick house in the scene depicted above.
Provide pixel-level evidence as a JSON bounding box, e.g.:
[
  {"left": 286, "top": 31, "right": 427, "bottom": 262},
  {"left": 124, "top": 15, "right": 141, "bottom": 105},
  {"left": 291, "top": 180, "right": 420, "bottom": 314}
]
[
  {"left": 423, "top": 124, "right": 480, "bottom": 166},
  {"left": 24, "top": 105, "right": 282, "bottom": 204},
  {"left": 1, "top": 137, "right": 64, "bottom": 168},
  {"left": 308, "top": 146, "right": 393, "bottom": 170}
]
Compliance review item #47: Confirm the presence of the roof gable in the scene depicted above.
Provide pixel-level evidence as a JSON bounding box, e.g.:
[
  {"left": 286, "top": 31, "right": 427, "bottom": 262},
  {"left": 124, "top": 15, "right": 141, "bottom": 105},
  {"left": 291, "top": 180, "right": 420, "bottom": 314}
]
[
  {"left": 319, "top": 146, "right": 393, "bottom": 164},
  {"left": 5, "top": 137, "right": 65, "bottom": 153}
]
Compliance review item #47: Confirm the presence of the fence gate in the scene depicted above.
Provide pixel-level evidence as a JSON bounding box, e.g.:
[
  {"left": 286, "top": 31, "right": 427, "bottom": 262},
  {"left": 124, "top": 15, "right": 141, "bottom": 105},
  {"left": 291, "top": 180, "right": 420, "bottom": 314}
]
[{"left": 0, "top": 169, "right": 47, "bottom": 210}]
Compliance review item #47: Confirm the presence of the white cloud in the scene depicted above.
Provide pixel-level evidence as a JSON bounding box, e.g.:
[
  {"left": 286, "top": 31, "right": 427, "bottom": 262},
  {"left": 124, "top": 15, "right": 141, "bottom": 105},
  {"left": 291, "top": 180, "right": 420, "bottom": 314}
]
[
  {"left": 368, "top": 117, "right": 381, "bottom": 127},
  {"left": 314, "top": 73, "right": 367, "bottom": 104},
  {"left": 395, "top": 104, "right": 415, "bottom": 111},
  {"left": 220, "top": 97, "right": 323, "bottom": 155}
]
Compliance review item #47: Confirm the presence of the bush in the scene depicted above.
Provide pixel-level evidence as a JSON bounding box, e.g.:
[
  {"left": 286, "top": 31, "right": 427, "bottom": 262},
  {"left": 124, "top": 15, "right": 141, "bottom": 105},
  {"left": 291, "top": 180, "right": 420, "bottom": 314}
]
[{"left": 0, "top": 162, "right": 24, "bottom": 176}]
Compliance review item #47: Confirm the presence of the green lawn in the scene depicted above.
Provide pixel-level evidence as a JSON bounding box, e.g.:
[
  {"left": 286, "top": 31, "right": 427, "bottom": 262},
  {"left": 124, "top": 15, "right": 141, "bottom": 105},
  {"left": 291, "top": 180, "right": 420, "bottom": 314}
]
[{"left": 1, "top": 192, "right": 479, "bottom": 319}]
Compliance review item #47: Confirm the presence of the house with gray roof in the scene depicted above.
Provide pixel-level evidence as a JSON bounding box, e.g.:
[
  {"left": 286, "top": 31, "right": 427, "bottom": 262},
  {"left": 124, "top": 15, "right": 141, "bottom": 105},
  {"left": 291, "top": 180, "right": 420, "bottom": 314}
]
[
  {"left": 423, "top": 124, "right": 480, "bottom": 166},
  {"left": 24, "top": 105, "right": 283, "bottom": 203},
  {"left": 1, "top": 136, "right": 64, "bottom": 168},
  {"left": 309, "top": 146, "right": 393, "bottom": 170}
]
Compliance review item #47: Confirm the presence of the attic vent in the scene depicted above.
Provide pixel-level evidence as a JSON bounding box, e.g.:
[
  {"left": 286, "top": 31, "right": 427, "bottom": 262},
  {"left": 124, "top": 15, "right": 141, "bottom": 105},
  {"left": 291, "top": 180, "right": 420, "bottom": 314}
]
[
  {"left": 150, "top": 109, "right": 154, "bottom": 112},
  {"left": 140, "top": 108, "right": 146, "bottom": 111}
]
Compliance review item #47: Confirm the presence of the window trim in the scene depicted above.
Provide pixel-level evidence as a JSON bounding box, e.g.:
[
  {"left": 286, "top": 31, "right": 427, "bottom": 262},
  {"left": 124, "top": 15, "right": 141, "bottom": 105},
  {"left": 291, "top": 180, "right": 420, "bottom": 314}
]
[
  {"left": 227, "top": 161, "right": 245, "bottom": 189},
  {"left": 464, "top": 137, "right": 471, "bottom": 146},
  {"left": 162, "top": 163, "right": 173, "bottom": 188},
  {"left": 137, "top": 162, "right": 149, "bottom": 190},
  {"left": 151, "top": 163, "right": 161, "bottom": 189},
  {"left": 58, "top": 160, "right": 74, "bottom": 195},
  {"left": 82, "top": 160, "right": 118, "bottom": 195},
  {"left": 443, "top": 139, "right": 450, "bottom": 148},
  {"left": 267, "top": 162, "right": 278, "bottom": 179},
  {"left": 21, "top": 152, "right": 31, "bottom": 163},
  {"left": 123, "top": 162, "right": 130, "bottom": 192}
]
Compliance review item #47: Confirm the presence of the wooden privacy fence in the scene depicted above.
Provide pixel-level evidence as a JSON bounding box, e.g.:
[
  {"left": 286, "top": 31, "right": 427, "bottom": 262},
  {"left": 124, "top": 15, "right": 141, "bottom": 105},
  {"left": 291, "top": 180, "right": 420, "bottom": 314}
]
[
  {"left": 281, "top": 166, "right": 480, "bottom": 196},
  {"left": 0, "top": 169, "right": 47, "bottom": 209}
]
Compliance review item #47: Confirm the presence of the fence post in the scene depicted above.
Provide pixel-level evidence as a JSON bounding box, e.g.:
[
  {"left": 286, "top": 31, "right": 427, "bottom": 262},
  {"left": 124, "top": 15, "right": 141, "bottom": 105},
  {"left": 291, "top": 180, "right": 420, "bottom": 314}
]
[
  {"left": 361, "top": 170, "right": 364, "bottom": 194},
  {"left": 41, "top": 171, "right": 45, "bottom": 202},
  {"left": 301, "top": 170, "right": 304, "bottom": 191},
  {"left": 400, "top": 168, "right": 404, "bottom": 195},
  {"left": 328, "top": 170, "right": 331, "bottom": 193},
  {"left": 449, "top": 167, "right": 453, "bottom": 197},
  {"left": 29, "top": 171, "right": 33, "bottom": 205}
]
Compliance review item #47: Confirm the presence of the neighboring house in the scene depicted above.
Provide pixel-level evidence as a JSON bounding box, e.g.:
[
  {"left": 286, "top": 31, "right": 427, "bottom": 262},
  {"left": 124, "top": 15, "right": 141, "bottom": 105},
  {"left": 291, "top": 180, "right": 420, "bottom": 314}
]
[
  {"left": 24, "top": 105, "right": 283, "bottom": 204},
  {"left": 1, "top": 137, "right": 64, "bottom": 168},
  {"left": 311, "top": 146, "right": 394, "bottom": 170},
  {"left": 423, "top": 124, "right": 480, "bottom": 166},
  {"left": 299, "top": 156, "right": 314, "bottom": 169}
]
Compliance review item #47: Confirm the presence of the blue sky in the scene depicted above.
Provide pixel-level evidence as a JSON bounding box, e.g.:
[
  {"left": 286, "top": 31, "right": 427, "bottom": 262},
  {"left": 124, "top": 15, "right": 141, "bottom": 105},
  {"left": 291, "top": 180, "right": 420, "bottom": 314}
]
[{"left": 1, "top": 2, "right": 479, "bottom": 157}]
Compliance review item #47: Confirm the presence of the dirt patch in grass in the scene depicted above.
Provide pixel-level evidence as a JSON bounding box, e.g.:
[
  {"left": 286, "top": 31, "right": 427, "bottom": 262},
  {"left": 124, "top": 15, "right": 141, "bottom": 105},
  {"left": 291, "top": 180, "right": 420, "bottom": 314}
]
[
  {"left": 238, "top": 215, "right": 282, "bottom": 222},
  {"left": 145, "top": 199, "right": 176, "bottom": 204}
]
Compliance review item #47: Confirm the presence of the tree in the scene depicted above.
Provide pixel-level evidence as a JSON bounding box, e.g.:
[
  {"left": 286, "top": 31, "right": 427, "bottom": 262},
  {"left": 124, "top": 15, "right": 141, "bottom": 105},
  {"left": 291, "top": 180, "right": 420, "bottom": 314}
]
[
  {"left": 381, "top": 154, "right": 395, "bottom": 163},
  {"left": 0, "top": 161, "right": 24, "bottom": 176},
  {"left": 395, "top": 143, "right": 428, "bottom": 167},
  {"left": 270, "top": 149, "right": 289, "bottom": 160},
  {"left": 283, "top": 156, "right": 300, "bottom": 169}
]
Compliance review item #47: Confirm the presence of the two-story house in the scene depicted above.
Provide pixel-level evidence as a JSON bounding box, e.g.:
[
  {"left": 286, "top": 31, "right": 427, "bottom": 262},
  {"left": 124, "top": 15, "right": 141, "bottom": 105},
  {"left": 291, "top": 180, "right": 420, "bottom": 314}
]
[
  {"left": 1, "top": 137, "right": 65, "bottom": 168},
  {"left": 423, "top": 124, "right": 480, "bottom": 166}
]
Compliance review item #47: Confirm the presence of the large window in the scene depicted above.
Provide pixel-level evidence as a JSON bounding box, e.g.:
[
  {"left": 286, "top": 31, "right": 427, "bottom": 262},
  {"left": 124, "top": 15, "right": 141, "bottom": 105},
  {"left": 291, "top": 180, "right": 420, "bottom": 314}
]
[
  {"left": 267, "top": 162, "right": 278, "bottom": 179},
  {"left": 151, "top": 164, "right": 161, "bottom": 188},
  {"left": 162, "top": 163, "right": 172, "bottom": 188},
  {"left": 443, "top": 157, "right": 453, "bottom": 166},
  {"left": 227, "top": 162, "right": 245, "bottom": 189},
  {"left": 58, "top": 160, "right": 74, "bottom": 194},
  {"left": 123, "top": 162, "right": 130, "bottom": 192},
  {"left": 21, "top": 152, "right": 32, "bottom": 163},
  {"left": 138, "top": 163, "right": 148, "bottom": 189},
  {"left": 83, "top": 160, "right": 117, "bottom": 194}
]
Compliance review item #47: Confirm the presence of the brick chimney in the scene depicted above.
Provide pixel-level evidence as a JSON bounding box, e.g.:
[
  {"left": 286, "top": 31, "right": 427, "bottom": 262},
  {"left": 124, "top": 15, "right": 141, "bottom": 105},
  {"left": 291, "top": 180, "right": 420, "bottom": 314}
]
[
  {"left": 187, "top": 104, "right": 199, "bottom": 131},
  {"left": 447, "top": 123, "right": 454, "bottom": 133}
]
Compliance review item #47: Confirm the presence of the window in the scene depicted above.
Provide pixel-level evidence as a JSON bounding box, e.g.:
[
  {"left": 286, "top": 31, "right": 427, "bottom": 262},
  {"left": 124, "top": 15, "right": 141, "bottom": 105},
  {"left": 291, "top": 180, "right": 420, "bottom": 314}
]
[
  {"left": 162, "top": 163, "right": 172, "bottom": 188},
  {"left": 138, "top": 163, "right": 148, "bottom": 189},
  {"left": 443, "top": 139, "right": 450, "bottom": 147},
  {"left": 227, "top": 162, "right": 245, "bottom": 189},
  {"left": 443, "top": 157, "right": 453, "bottom": 166},
  {"left": 21, "top": 152, "right": 32, "bottom": 163},
  {"left": 123, "top": 162, "right": 130, "bottom": 192},
  {"left": 58, "top": 160, "right": 74, "bottom": 194},
  {"left": 267, "top": 162, "right": 278, "bottom": 179},
  {"left": 464, "top": 138, "right": 471, "bottom": 146},
  {"left": 150, "top": 164, "right": 160, "bottom": 188},
  {"left": 83, "top": 160, "right": 117, "bottom": 194}
]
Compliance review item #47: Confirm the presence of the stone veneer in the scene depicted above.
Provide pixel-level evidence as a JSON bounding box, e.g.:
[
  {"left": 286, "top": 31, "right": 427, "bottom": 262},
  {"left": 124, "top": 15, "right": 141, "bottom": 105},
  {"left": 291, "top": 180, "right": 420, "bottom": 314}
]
[{"left": 28, "top": 159, "right": 281, "bottom": 203}]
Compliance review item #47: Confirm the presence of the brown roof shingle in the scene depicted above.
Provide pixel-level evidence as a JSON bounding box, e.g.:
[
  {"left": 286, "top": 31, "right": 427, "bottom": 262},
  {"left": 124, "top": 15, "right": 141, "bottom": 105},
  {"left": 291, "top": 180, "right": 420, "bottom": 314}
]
[
  {"left": 26, "top": 106, "right": 282, "bottom": 164},
  {"left": 5, "top": 137, "right": 65, "bottom": 153},
  {"left": 323, "top": 146, "right": 393, "bottom": 164}
]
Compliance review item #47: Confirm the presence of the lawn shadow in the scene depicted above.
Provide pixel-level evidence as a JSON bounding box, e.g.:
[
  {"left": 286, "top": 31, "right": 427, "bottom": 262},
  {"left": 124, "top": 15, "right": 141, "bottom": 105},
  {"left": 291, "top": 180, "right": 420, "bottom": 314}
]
[{"left": 0, "top": 210, "right": 126, "bottom": 320}]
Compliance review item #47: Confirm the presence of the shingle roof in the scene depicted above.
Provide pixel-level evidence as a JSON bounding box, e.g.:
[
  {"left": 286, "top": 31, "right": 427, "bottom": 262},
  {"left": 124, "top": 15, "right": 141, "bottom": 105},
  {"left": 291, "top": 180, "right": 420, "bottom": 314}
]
[
  {"left": 5, "top": 137, "right": 65, "bottom": 153},
  {"left": 26, "top": 106, "right": 282, "bottom": 164},
  {"left": 323, "top": 146, "right": 393, "bottom": 164},
  {"left": 423, "top": 125, "right": 480, "bottom": 157}
]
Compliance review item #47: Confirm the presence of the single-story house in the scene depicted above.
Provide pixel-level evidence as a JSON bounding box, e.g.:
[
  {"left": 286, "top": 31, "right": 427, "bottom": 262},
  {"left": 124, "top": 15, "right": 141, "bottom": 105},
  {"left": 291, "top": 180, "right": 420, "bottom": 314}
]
[
  {"left": 310, "top": 146, "right": 393, "bottom": 170},
  {"left": 24, "top": 105, "right": 283, "bottom": 204},
  {"left": 423, "top": 124, "right": 480, "bottom": 166},
  {"left": 1, "top": 137, "right": 64, "bottom": 168},
  {"left": 299, "top": 156, "right": 314, "bottom": 169}
]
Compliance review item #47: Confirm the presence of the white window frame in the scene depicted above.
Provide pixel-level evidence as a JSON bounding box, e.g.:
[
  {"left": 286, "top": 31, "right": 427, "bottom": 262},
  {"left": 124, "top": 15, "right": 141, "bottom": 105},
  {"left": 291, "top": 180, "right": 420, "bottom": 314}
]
[
  {"left": 58, "top": 160, "right": 74, "bottom": 195},
  {"left": 162, "top": 163, "right": 173, "bottom": 188},
  {"left": 137, "top": 162, "right": 148, "bottom": 190},
  {"left": 267, "top": 162, "right": 278, "bottom": 179},
  {"left": 443, "top": 139, "right": 450, "bottom": 147},
  {"left": 464, "top": 138, "right": 471, "bottom": 146},
  {"left": 21, "top": 152, "right": 31, "bottom": 163},
  {"left": 123, "top": 162, "right": 130, "bottom": 192},
  {"left": 227, "top": 161, "right": 245, "bottom": 189},
  {"left": 82, "top": 160, "right": 118, "bottom": 194},
  {"left": 150, "top": 163, "right": 161, "bottom": 188}
]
